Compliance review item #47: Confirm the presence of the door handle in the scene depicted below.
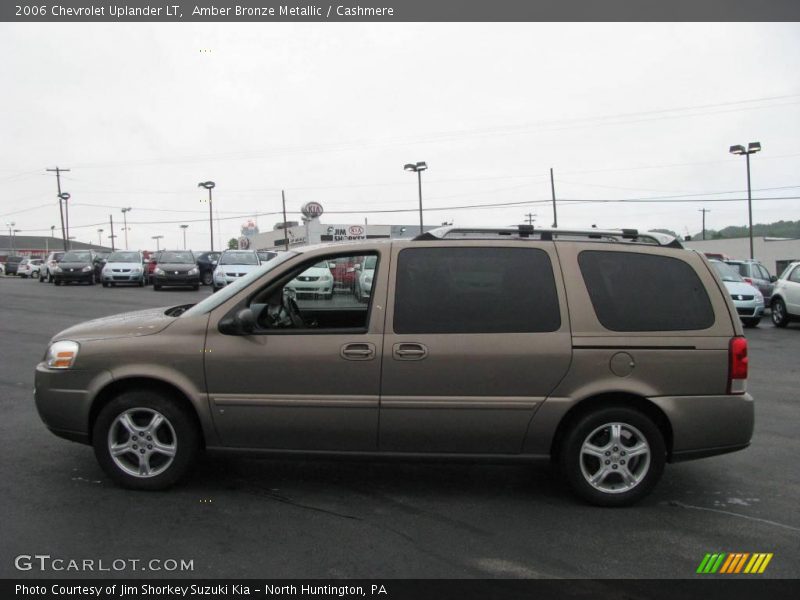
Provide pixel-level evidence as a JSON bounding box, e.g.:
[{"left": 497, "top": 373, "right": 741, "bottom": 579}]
[
  {"left": 393, "top": 343, "right": 428, "bottom": 361},
  {"left": 341, "top": 343, "right": 376, "bottom": 361}
]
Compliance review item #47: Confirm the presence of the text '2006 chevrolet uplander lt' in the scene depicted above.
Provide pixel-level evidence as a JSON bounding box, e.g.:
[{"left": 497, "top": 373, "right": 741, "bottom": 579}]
[{"left": 35, "top": 226, "right": 754, "bottom": 506}]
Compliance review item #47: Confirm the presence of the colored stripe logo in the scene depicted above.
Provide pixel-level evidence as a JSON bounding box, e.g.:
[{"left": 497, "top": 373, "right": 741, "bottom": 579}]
[{"left": 696, "top": 553, "right": 773, "bottom": 574}]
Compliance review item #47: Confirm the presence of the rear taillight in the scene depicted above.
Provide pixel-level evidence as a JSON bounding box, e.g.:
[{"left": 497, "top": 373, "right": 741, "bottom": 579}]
[{"left": 728, "top": 336, "right": 748, "bottom": 394}]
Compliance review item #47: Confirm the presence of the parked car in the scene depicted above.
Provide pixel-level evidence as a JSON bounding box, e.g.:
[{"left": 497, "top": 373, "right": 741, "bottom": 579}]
[
  {"left": 284, "top": 260, "right": 334, "bottom": 299},
  {"left": 328, "top": 256, "right": 358, "bottom": 293},
  {"left": 52, "top": 251, "right": 97, "bottom": 285},
  {"left": 101, "top": 251, "right": 146, "bottom": 287},
  {"left": 709, "top": 260, "right": 764, "bottom": 327},
  {"left": 17, "top": 258, "right": 44, "bottom": 279},
  {"left": 4, "top": 255, "right": 24, "bottom": 276},
  {"left": 195, "top": 251, "right": 221, "bottom": 286},
  {"left": 0, "top": 262, "right": 4, "bottom": 275},
  {"left": 724, "top": 259, "right": 776, "bottom": 305},
  {"left": 354, "top": 255, "right": 377, "bottom": 303},
  {"left": 770, "top": 261, "right": 800, "bottom": 327},
  {"left": 257, "top": 250, "right": 280, "bottom": 263},
  {"left": 40, "top": 251, "right": 65, "bottom": 283},
  {"left": 152, "top": 251, "right": 199, "bottom": 290},
  {"left": 145, "top": 251, "right": 162, "bottom": 285},
  {"left": 213, "top": 250, "right": 261, "bottom": 292},
  {"left": 34, "top": 227, "right": 754, "bottom": 506}
]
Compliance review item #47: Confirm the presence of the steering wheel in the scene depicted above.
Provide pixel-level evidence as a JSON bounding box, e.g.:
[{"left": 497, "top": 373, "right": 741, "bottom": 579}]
[{"left": 284, "top": 296, "right": 305, "bottom": 328}]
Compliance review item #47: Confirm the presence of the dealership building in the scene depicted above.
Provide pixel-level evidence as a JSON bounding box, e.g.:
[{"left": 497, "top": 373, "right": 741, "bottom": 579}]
[{"left": 683, "top": 237, "right": 800, "bottom": 277}]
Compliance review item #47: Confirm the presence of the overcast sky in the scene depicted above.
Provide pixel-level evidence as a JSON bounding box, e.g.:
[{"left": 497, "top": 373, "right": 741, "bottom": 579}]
[{"left": 1, "top": 22, "right": 799, "bottom": 251}]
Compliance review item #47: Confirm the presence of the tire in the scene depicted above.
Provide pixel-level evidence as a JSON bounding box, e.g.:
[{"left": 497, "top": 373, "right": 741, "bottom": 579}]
[
  {"left": 201, "top": 271, "right": 213, "bottom": 286},
  {"left": 771, "top": 298, "right": 789, "bottom": 328},
  {"left": 153, "top": 284, "right": 162, "bottom": 291},
  {"left": 742, "top": 317, "right": 760, "bottom": 328},
  {"left": 92, "top": 390, "right": 200, "bottom": 490},
  {"left": 54, "top": 280, "right": 61, "bottom": 286},
  {"left": 559, "top": 406, "right": 666, "bottom": 507},
  {"left": 139, "top": 278, "right": 145, "bottom": 287},
  {"left": 192, "top": 285, "right": 200, "bottom": 291}
]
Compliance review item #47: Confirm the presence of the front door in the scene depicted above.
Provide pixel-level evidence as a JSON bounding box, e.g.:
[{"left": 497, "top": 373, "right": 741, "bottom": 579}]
[
  {"left": 204, "top": 249, "right": 388, "bottom": 451},
  {"left": 379, "top": 243, "right": 572, "bottom": 454}
]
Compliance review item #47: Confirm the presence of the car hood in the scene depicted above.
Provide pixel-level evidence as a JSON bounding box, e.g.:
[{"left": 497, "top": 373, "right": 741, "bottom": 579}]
[
  {"left": 217, "top": 264, "right": 260, "bottom": 273},
  {"left": 721, "top": 280, "right": 761, "bottom": 296},
  {"left": 58, "top": 261, "right": 93, "bottom": 269},
  {"left": 104, "top": 262, "right": 143, "bottom": 270},
  {"left": 158, "top": 263, "right": 196, "bottom": 271},
  {"left": 52, "top": 307, "right": 178, "bottom": 342}
]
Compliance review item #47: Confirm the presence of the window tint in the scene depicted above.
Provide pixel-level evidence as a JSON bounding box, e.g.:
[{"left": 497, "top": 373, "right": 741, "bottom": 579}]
[
  {"left": 579, "top": 251, "right": 714, "bottom": 332},
  {"left": 393, "top": 247, "right": 561, "bottom": 334}
]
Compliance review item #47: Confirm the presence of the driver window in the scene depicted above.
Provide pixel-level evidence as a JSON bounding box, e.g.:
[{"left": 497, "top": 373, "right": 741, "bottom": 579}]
[{"left": 252, "top": 252, "right": 378, "bottom": 331}]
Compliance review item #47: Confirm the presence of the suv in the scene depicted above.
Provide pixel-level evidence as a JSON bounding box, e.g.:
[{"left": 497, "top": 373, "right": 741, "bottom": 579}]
[
  {"left": 40, "top": 251, "right": 65, "bottom": 283},
  {"left": 4, "top": 255, "right": 24, "bottom": 275},
  {"left": 724, "top": 259, "right": 775, "bottom": 305},
  {"left": 34, "top": 227, "right": 754, "bottom": 506},
  {"left": 770, "top": 261, "right": 800, "bottom": 327},
  {"left": 52, "top": 250, "right": 97, "bottom": 285}
]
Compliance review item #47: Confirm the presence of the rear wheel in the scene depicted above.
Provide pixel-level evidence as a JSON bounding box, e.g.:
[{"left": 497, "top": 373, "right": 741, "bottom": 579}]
[
  {"left": 560, "top": 407, "right": 665, "bottom": 507},
  {"left": 201, "top": 271, "right": 213, "bottom": 286},
  {"left": 771, "top": 298, "right": 789, "bottom": 327},
  {"left": 154, "top": 284, "right": 162, "bottom": 291},
  {"left": 92, "top": 390, "right": 200, "bottom": 490}
]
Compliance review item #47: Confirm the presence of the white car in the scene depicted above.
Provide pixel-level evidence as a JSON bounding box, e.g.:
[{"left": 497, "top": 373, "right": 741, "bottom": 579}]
[
  {"left": 771, "top": 261, "right": 800, "bottom": 328},
  {"left": 213, "top": 250, "right": 261, "bottom": 292},
  {"left": 709, "top": 260, "right": 764, "bottom": 328},
  {"left": 101, "top": 251, "right": 146, "bottom": 287},
  {"left": 40, "top": 251, "right": 65, "bottom": 283},
  {"left": 285, "top": 261, "right": 334, "bottom": 300},
  {"left": 354, "top": 255, "right": 377, "bottom": 303},
  {"left": 17, "top": 258, "right": 44, "bottom": 279}
]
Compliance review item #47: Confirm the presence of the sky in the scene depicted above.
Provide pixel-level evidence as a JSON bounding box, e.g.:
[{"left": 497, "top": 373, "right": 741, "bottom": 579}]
[{"left": 1, "top": 22, "right": 799, "bottom": 251}]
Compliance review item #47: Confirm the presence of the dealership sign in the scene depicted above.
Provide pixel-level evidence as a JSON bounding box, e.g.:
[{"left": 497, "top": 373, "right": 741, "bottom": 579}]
[
  {"left": 301, "top": 202, "right": 324, "bottom": 219},
  {"left": 333, "top": 225, "right": 367, "bottom": 242}
]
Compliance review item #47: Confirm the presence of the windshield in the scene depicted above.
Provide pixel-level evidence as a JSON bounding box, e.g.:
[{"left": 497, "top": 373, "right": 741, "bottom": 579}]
[
  {"left": 159, "top": 251, "right": 195, "bottom": 264},
  {"left": 182, "top": 251, "right": 298, "bottom": 317},
  {"left": 726, "top": 262, "right": 749, "bottom": 277},
  {"left": 220, "top": 251, "right": 259, "bottom": 265},
  {"left": 107, "top": 251, "right": 141, "bottom": 263},
  {"left": 62, "top": 252, "right": 92, "bottom": 262},
  {"left": 711, "top": 261, "right": 744, "bottom": 282}
]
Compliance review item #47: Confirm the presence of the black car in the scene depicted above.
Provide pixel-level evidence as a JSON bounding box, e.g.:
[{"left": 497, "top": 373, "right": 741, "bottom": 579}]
[
  {"left": 195, "top": 251, "right": 221, "bottom": 286},
  {"left": 4, "top": 256, "right": 24, "bottom": 275},
  {"left": 152, "top": 251, "right": 200, "bottom": 290},
  {"left": 53, "top": 250, "right": 97, "bottom": 285}
]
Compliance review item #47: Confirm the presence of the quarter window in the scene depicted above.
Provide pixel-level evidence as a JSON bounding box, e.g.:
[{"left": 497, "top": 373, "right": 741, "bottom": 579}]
[
  {"left": 579, "top": 251, "right": 714, "bottom": 332},
  {"left": 393, "top": 247, "right": 561, "bottom": 334}
]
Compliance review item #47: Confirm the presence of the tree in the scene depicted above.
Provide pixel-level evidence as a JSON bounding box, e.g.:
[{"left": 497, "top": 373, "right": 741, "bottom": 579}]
[{"left": 227, "top": 238, "right": 238, "bottom": 250}]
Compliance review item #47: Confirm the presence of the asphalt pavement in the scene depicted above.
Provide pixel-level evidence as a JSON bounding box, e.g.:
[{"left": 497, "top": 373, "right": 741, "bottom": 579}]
[{"left": 1, "top": 276, "right": 798, "bottom": 579}]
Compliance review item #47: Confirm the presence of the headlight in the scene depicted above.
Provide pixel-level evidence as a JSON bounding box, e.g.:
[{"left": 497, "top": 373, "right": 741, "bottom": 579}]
[
  {"left": 81, "top": 265, "right": 92, "bottom": 272},
  {"left": 154, "top": 267, "right": 165, "bottom": 275},
  {"left": 755, "top": 293, "right": 764, "bottom": 304},
  {"left": 321, "top": 274, "right": 332, "bottom": 281},
  {"left": 45, "top": 340, "right": 79, "bottom": 369},
  {"left": 214, "top": 269, "right": 225, "bottom": 279},
  {"left": 188, "top": 267, "right": 199, "bottom": 275},
  {"left": 131, "top": 267, "right": 142, "bottom": 273}
]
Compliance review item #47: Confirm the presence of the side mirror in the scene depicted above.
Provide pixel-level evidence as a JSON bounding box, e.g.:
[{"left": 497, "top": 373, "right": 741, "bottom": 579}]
[
  {"left": 219, "top": 308, "right": 256, "bottom": 335},
  {"left": 770, "top": 275, "right": 777, "bottom": 283},
  {"left": 212, "top": 260, "right": 218, "bottom": 265}
]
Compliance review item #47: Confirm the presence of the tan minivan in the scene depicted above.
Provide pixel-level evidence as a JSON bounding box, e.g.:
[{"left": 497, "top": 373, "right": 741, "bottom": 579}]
[{"left": 34, "top": 227, "right": 754, "bottom": 506}]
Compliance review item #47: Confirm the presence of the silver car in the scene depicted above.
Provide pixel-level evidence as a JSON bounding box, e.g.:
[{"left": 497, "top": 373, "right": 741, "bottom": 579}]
[
  {"left": 710, "top": 260, "right": 764, "bottom": 327},
  {"left": 101, "top": 251, "right": 146, "bottom": 287},
  {"left": 213, "top": 250, "right": 261, "bottom": 291}
]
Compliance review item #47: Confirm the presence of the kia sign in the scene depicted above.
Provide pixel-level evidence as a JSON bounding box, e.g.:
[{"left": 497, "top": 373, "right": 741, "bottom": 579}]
[
  {"left": 332, "top": 225, "right": 367, "bottom": 242},
  {"left": 301, "top": 202, "right": 324, "bottom": 219}
]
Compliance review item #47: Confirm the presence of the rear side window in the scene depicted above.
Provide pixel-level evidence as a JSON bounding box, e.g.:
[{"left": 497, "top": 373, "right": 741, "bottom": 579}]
[
  {"left": 578, "top": 251, "right": 714, "bottom": 332},
  {"left": 393, "top": 247, "right": 561, "bottom": 334}
]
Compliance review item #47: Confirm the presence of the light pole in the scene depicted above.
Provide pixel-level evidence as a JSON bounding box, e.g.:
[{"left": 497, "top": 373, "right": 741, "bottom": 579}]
[
  {"left": 698, "top": 209, "right": 710, "bottom": 241},
  {"left": 729, "top": 142, "right": 761, "bottom": 259},
  {"left": 198, "top": 181, "right": 216, "bottom": 251},
  {"left": 121, "top": 207, "right": 131, "bottom": 250},
  {"left": 97, "top": 229, "right": 104, "bottom": 246},
  {"left": 50, "top": 225, "right": 55, "bottom": 238},
  {"left": 59, "top": 192, "right": 71, "bottom": 249},
  {"left": 5, "top": 222, "right": 15, "bottom": 255},
  {"left": 180, "top": 224, "right": 188, "bottom": 250},
  {"left": 152, "top": 235, "right": 164, "bottom": 251},
  {"left": 404, "top": 161, "right": 428, "bottom": 235}
]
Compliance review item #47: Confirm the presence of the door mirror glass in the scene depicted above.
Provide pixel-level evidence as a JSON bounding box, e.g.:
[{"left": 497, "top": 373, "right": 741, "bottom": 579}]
[
  {"left": 770, "top": 275, "right": 777, "bottom": 283},
  {"left": 220, "top": 307, "right": 256, "bottom": 335}
]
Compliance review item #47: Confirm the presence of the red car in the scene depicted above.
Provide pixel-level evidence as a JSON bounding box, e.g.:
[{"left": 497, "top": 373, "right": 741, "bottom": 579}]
[{"left": 327, "top": 256, "right": 359, "bottom": 292}]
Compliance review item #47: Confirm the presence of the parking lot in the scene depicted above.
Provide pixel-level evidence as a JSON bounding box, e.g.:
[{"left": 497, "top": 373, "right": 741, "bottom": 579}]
[{"left": 0, "top": 276, "right": 798, "bottom": 579}]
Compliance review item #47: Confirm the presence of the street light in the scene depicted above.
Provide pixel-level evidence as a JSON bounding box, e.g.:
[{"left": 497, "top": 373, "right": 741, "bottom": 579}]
[
  {"left": 59, "top": 192, "right": 71, "bottom": 248},
  {"left": 50, "top": 225, "right": 55, "bottom": 238},
  {"left": 121, "top": 207, "right": 132, "bottom": 250},
  {"left": 152, "top": 235, "right": 164, "bottom": 251},
  {"left": 5, "top": 222, "right": 16, "bottom": 255},
  {"left": 198, "top": 181, "right": 216, "bottom": 251},
  {"left": 729, "top": 142, "right": 761, "bottom": 259},
  {"left": 404, "top": 161, "right": 428, "bottom": 235},
  {"left": 97, "top": 229, "right": 104, "bottom": 246},
  {"left": 180, "top": 224, "right": 189, "bottom": 250}
]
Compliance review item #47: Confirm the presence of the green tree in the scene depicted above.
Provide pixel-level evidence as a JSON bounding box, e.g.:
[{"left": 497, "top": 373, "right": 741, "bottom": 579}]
[{"left": 227, "top": 237, "right": 238, "bottom": 250}]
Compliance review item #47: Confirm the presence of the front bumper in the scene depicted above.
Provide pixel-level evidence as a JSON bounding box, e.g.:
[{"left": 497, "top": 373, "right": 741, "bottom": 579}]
[
  {"left": 154, "top": 272, "right": 199, "bottom": 286},
  {"left": 732, "top": 299, "right": 765, "bottom": 319},
  {"left": 649, "top": 393, "right": 754, "bottom": 461},
  {"left": 102, "top": 271, "right": 143, "bottom": 283},
  {"left": 54, "top": 270, "right": 93, "bottom": 283}
]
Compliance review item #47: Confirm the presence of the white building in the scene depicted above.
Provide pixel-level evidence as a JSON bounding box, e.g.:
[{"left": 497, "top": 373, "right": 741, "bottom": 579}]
[{"left": 684, "top": 237, "right": 800, "bottom": 276}]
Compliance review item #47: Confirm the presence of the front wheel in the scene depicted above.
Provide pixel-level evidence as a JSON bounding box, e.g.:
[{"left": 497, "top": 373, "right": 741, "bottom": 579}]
[
  {"left": 92, "top": 391, "right": 200, "bottom": 490},
  {"left": 771, "top": 298, "right": 789, "bottom": 328},
  {"left": 742, "top": 317, "right": 761, "bottom": 328},
  {"left": 560, "top": 407, "right": 665, "bottom": 507},
  {"left": 201, "top": 271, "right": 213, "bottom": 286}
]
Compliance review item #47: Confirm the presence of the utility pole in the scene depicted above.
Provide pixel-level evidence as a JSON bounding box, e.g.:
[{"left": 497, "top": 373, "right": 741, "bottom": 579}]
[
  {"left": 550, "top": 167, "right": 558, "bottom": 228},
  {"left": 109, "top": 214, "right": 115, "bottom": 251},
  {"left": 525, "top": 213, "right": 537, "bottom": 226},
  {"left": 180, "top": 224, "right": 188, "bottom": 250},
  {"left": 46, "top": 166, "right": 70, "bottom": 251},
  {"left": 699, "top": 209, "right": 711, "bottom": 240},
  {"left": 281, "top": 190, "right": 289, "bottom": 251},
  {"left": 121, "top": 207, "right": 131, "bottom": 250}
]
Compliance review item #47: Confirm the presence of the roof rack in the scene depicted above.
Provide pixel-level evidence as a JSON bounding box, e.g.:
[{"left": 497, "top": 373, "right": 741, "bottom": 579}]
[{"left": 413, "top": 225, "right": 683, "bottom": 248}]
